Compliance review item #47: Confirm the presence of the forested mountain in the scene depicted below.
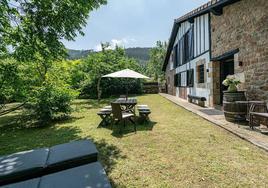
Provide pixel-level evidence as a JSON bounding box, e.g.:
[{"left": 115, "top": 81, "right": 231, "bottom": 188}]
[
  {"left": 67, "top": 47, "right": 151, "bottom": 65},
  {"left": 125, "top": 47, "right": 151, "bottom": 65},
  {"left": 67, "top": 49, "right": 93, "bottom": 60}
]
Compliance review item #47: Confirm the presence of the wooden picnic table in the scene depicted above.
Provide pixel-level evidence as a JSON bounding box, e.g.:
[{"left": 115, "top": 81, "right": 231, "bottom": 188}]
[
  {"left": 97, "top": 109, "right": 112, "bottom": 126},
  {"left": 114, "top": 98, "right": 137, "bottom": 114}
]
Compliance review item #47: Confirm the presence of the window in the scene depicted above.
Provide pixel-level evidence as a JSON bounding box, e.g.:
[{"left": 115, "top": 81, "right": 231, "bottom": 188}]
[
  {"left": 174, "top": 74, "right": 178, "bottom": 87},
  {"left": 177, "top": 25, "right": 194, "bottom": 66},
  {"left": 189, "top": 26, "right": 194, "bottom": 60},
  {"left": 181, "top": 72, "right": 187, "bottom": 87},
  {"left": 194, "top": 14, "right": 209, "bottom": 57},
  {"left": 184, "top": 34, "right": 189, "bottom": 63},
  {"left": 197, "top": 65, "right": 205, "bottom": 83},
  {"left": 178, "top": 38, "right": 183, "bottom": 66},
  {"left": 178, "top": 73, "right": 181, "bottom": 87},
  {"left": 174, "top": 73, "right": 181, "bottom": 87},
  {"left": 172, "top": 48, "right": 175, "bottom": 68},
  {"left": 173, "top": 44, "right": 178, "bottom": 68},
  {"left": 185, "top": 26, "right": 194, "bottom": 63},
  {"left": 187, "top": 69, "right": 194, "bottom": 87}
]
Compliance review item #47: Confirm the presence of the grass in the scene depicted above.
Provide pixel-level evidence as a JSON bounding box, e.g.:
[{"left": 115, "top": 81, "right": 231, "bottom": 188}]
[{"left": 1, "top": 94, "right": 268, "bottom": 187}]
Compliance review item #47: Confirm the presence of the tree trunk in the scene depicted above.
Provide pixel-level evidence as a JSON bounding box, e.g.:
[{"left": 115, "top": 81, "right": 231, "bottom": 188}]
[
  {"left": 0, "top": 102, "right": 26, "bottom": 117},
  {"left": 97, "top": 77, "right": 102, "bottom": 102}
]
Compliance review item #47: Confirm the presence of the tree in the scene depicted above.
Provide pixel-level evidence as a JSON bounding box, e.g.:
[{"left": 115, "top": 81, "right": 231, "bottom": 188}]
[
  {"left": 0, "top": 0, "right": 107, "bottom": 121},
  {"left": 72, "top": 45, "right": 142, "bottom": 101},
  {"left": 147, "top": 41, "right": 167, "bottom": 82},
  {"left": 1, "top": 0, "right": 107, "bottom": 85},
  {"left": 27, "top": 62, "right": 79, "bottom": 124},
  {"left": 1, "top": 0, "right": 106, "bottom": 63},
  {"left": 0, "top": 58, "right": 24, "bottom": 115}
]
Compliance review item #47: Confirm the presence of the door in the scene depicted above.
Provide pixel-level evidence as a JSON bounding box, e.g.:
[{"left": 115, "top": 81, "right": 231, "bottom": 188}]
[
  {"left": 179, "top": 87, "right": 187, "bottom": 99},
  {"left": 220, "top": 59, "right": 234, "bottom": 103}
]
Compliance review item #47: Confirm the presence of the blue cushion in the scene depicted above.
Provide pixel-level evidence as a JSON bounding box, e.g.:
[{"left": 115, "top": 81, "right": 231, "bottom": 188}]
[
  {"left": 39, "top": 162, "right": 111, "bottom": 188},
  {"left": 0, "top": 178, "right": 40, "bottom": 188},
  {"left": 0, "top": 149, "right": 48, "bottom": 186},
  {"left": 46, "top": 140, "right": 98, "bottom": 173}
]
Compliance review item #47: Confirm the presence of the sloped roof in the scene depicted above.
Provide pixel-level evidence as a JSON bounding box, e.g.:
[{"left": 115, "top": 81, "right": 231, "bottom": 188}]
[{"left": 162, "top": 0, "right": 240, "bottom": 71}]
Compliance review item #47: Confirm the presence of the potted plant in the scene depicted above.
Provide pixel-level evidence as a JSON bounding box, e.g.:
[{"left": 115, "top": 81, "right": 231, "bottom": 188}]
[
  {"left": 222, "top": 75, "right": 247, "bottom": 122},
  {"left": 222, "top": 75, "right": 241, "bottom": 92}
]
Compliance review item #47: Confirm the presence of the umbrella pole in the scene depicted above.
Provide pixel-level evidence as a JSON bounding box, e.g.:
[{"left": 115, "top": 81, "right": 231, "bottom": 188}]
[{"left": 126, "top": 78, "right": 128, "bottom": 100}]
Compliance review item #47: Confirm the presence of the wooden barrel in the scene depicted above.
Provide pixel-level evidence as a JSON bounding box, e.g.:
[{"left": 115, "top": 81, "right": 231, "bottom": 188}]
[
  {"left": 223, "top": 91, "right": 247, "bottom": 122},
  {"left": 223, "top": 91, "right": 246, "bottom": 102},
  {"left": 223, "top": 101, "right": 247, "bottom": 122}
]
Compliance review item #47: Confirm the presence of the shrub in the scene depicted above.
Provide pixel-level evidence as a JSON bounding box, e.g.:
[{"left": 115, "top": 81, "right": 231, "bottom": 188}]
[
  {"left": 80, "top": 78, "right": 142, "bottom": 99},
  {"left": 28, "top": 81, "right": 78, "bottom": 124}
]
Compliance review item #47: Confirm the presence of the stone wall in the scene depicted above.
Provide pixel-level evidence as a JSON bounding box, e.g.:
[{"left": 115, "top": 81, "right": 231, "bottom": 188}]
[
  {"left": 165, "top": 65, "right": 176, "bottom": 96},
  {"left": 143, "top": 82, "right": 159, "bottom": 94},
  {"left": 211, "top": 0, "right": 268, "bottom": 101},
  {"left": 210, "top": 61, "right": 221, "bottom": 105}
]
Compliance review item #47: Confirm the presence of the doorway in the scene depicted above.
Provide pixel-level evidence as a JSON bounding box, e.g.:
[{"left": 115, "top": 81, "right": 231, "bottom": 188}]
[{"left": 220, "top": 58, "right": 234, "bottom": 104}]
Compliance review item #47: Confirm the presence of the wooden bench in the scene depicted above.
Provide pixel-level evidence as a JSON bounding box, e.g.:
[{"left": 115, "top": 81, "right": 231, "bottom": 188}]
[
  {"left": 249, "top": 112, "right": 268, "bottom": 130},
  {"left": 137, "top": 105, "right": 151, "bottom": 122},
  {"left": 188, "top": 95, "right": 206, "bottom": 107},
  {"left": 97, "top": 108, "right": 112, "bottom": 126}
]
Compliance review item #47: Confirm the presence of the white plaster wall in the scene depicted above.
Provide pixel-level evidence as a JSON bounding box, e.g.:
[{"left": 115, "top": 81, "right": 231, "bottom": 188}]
[
  {"left": 175, "top": 52, "right": 211, "bottom": 106},
  {"left": 170, "top": 13, "right": 211, "bottom": 106}
]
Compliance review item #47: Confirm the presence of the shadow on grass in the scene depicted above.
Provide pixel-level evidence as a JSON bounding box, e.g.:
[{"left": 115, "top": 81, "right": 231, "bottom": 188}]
[
  {"left": 72, "top": 94, "right": 148, "bottom": 111},
  {"left": 0, "top": 123, "right": 125, "bottom": 187},
  {"left": 0, "top": 110, "right": 85, "bottom": 131},
  {"left": 72, "top": 98, "right": 115, "bottom": 110},
  {"left": 107, "top": 120, "right": 157, "bottom": 138},
  {"left": 0, "top": 126, "right": 85, "bottom": 154},
  {"left": 93, "top": 139, "right": 126, "bottom": 173}
]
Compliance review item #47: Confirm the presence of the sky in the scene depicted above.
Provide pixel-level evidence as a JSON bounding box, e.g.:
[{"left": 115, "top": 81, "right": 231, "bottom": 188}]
[{"left": 63, "top": 0, "right": 208, "bottom": 51}]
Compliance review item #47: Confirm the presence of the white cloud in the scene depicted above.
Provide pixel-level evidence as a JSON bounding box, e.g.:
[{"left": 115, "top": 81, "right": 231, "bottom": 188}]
[
  {"left": 94, "top": 37, "right": 136, "bottom": 51},
  {"left": 94, "top": 44, "right": 103, "bottom": 51}
]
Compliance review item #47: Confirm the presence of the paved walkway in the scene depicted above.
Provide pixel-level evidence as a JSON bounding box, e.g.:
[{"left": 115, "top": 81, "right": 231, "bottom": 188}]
[{"left": 160, "top": 93, "right": 268, "bottom": 152}]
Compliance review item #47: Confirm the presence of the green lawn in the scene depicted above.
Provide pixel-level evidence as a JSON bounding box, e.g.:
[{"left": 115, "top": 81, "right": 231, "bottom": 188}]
[{"left": 1, "top": 94, "right": 268, "bottom": 187}]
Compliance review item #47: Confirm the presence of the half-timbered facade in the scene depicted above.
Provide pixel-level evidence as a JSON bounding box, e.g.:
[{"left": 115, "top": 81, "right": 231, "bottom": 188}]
[
  {"left": 163, "top": 0, "right": 244, "bottom": 107},
  {"left": 164, "top": 11, "right": 212, "bottom": 106}
]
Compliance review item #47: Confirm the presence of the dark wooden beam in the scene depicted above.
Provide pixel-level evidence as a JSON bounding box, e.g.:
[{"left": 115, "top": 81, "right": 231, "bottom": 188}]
[
  {"left": 188, "top": 17, "right": 194, "bottom": 24},
  {"left": 211, "top": 7, "right": 223, "bottom": 16},
  {"left": 211, "top": 48, "right": 239, "bottom": 61}
]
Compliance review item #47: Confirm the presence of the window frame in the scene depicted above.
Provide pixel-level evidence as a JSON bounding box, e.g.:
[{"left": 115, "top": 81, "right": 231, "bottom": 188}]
[
  {"left": 197, "top": 64, "right": 205, "bottom": 84},
  {"left": 187, "top": 69, "right": 194, "bottom": 87}
]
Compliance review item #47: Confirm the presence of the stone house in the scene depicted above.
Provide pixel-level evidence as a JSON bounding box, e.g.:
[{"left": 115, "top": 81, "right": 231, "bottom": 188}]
[{"left": 163, "top": 0, "right": 268, "bottom": 107}]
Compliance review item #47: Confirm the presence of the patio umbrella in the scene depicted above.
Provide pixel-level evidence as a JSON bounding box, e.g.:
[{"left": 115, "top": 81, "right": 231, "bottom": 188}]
[
  {"left": 102, "top": 69, "right": 149, "bottom": 98},
  {"left": 102, "top": 69, "right": 149, "bottom": 79}
]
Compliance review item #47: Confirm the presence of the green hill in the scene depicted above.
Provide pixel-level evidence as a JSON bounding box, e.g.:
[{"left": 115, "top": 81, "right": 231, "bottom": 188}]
[
  {"left": 67, "top": 47, "right": 151, "bottom": 65},
  {"left": 67, "top": 49, "right": 93, "bottom": 60},
  {"left": 125, "top": 47, "right": 151, "bottom": 65}
]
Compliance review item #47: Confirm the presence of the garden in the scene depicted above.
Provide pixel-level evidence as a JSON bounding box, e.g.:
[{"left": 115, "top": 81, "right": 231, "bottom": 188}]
[
  {"left": 1, "top": 94, "right": 268, "bottom": 187},
  {"left": 1, "top": 1, "right": 268, "bottom": 187}
]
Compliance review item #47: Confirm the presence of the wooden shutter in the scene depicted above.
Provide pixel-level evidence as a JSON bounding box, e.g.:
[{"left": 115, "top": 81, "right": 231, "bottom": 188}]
[
  {"left": 182, "top": 36, "right": 185, "bottom": 64},
  {"left": 187, "top": 69, "right": 194, "bottom": 87},
  {"left": 178, "top": 39, "right": 182, "bottom": 66},
  {"left": 174, "top": 74, "right": 178, "bottom": 87},
  {"left": 173, "top": 44, "right": 178, "bottom": 68},
  {"left": 177, "top": 43, "right": 180, "bottom": 66},
  {"left": 173, "top": 47, "right": 176, "bottom": 68},
  {"left": 184, "top": 32, "right": 189, "bottom": 62},
  {"left": 177, "top": 73, "right": 181, "bottom": 87},
  {"left": 189, "top": 26, "right": 194, "bottom": 60},
  {"left": 187, "top": 70, "right": 190, "bottom": 86}
]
